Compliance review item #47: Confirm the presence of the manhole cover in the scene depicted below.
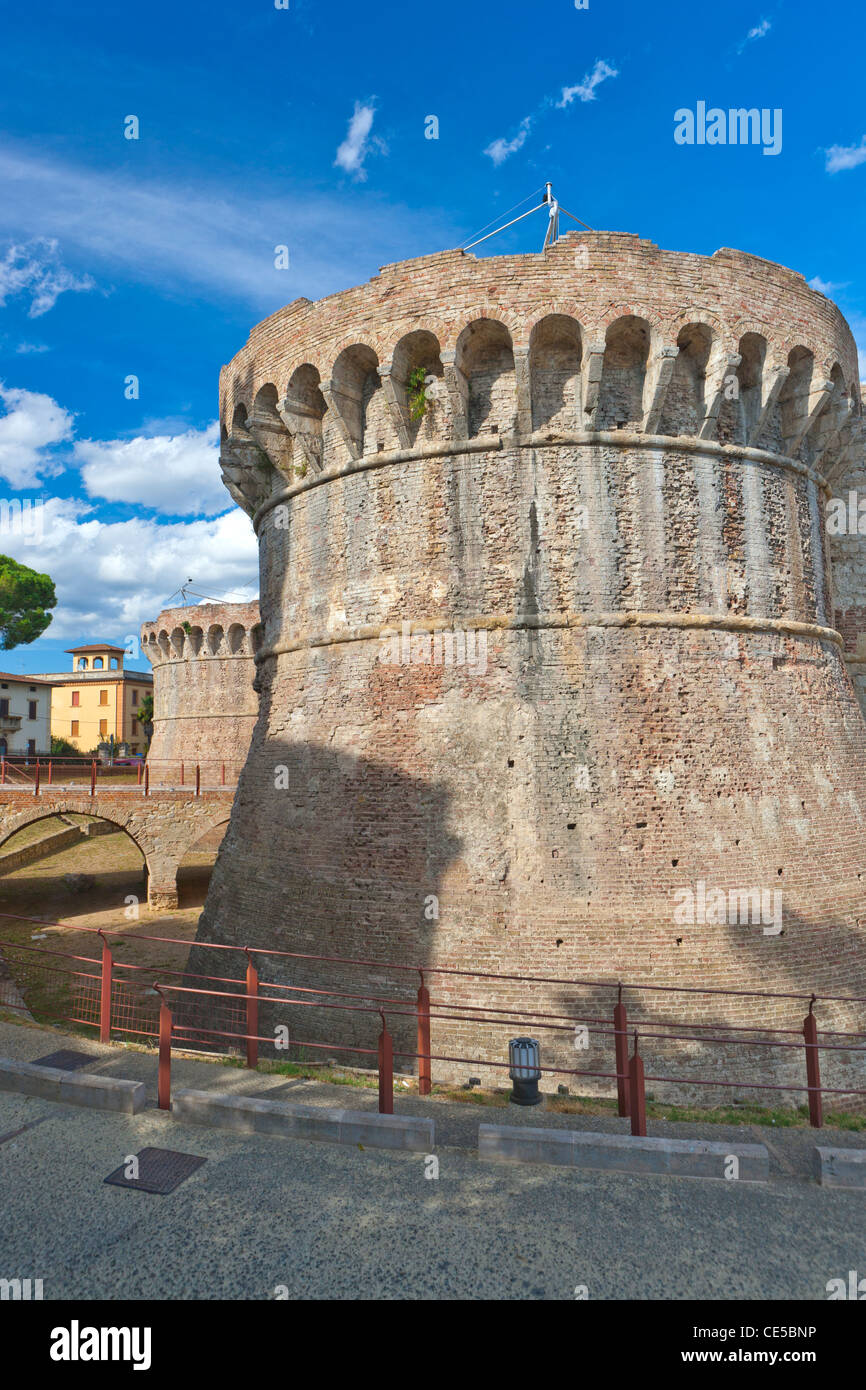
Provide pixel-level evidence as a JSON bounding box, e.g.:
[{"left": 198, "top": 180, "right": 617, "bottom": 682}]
[
  {"left": 33, "top": 1050, "right": 97, "bottom": 1071},
  {"left": 104, "top": 1147, "right": 206, "bottom": 1195}
]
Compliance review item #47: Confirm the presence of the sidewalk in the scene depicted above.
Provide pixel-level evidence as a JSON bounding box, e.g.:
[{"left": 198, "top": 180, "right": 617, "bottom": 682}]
[{"left": 1, "top": 1014, "right": 862, "bottom": 1181}]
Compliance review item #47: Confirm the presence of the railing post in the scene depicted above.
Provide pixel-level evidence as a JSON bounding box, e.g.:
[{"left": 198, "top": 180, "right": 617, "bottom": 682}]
[
  {"left": 378, "top": 1010, "right": 394, "bottom": 1114},
  {"left": 245, "top": 952, "right": 259, "bottom": 1070},
  {"left": 99, "top": 933, "right": 113, "bottom": 1043},
  {"left": 628, "top": 1031, "right": 647, "bottom": 1137},
  {"left": 157, "top": 990, "right": 172, "bottom": 1110},
  {"left": 137, "top": 761, "right": 142, "bottom": 786},
  {"left": 614, "top": 984, "right": 630, "bottom": 1117},
  {"left": 33, "top": 760, "right": 40, "bottom": 796},
  {"left": 195, "top": 764, "right": 200, "bottom": 797},
  {"left": 47, "top": 759, "right": 52, "bottom": 786},
  {"left": 180, "top": 761, "right": 184, "bottom": 786},
  {"left": 804, "top": 996, "right": 823, "bottom": 1129},
  {"left": 90, "top": 759, "right": 96, "bottom": 796},
  {"left": 221, "top": 762, "right": 225, "bottom": 786},
  {"left": 1, "top": 759, "right": 5, "bottom": 784},
  {"left": 417, "top": 970, "right": 431, "bottom": 1097},
  {"left": 144, "top": 764, "right": 150, "bottom": 798}
]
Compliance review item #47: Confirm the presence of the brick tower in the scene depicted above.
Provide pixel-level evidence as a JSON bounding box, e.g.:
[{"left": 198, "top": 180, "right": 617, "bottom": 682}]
[
  {"left": 195, "top": 232, "right": 866, "bottom": 1095},
  {"left": 141, "top": 601, "right": 261, "bottom": 771}
]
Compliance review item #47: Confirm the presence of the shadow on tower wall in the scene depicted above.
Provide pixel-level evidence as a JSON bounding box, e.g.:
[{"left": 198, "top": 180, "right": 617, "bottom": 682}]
[{"left": 186, "top": 739, "right": 461, "bottom": 1074}]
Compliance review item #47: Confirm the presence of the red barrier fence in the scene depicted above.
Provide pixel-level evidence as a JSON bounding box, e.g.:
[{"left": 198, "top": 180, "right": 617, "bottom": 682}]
[
  {"left": 0, "top": 757, "right": 242, "bottom": 793},
  {"left": 1, "top": 913, "right": 865, "bottom": 1133}
]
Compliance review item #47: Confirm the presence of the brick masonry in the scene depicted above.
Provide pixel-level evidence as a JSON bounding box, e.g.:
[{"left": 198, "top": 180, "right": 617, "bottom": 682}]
[{"left": 191, "top": 232, "right": 866, "bottom": 1098}]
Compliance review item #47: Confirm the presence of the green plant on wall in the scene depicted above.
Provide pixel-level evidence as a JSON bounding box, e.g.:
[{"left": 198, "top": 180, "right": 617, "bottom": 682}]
[{"left": 407, "top": 367, "right": 429, "bottom": 421}]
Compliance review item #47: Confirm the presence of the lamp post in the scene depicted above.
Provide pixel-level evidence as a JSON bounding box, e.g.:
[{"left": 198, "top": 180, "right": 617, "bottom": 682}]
[{"left": 508, "top": 1036, "right": 542, "bottom": 1106}]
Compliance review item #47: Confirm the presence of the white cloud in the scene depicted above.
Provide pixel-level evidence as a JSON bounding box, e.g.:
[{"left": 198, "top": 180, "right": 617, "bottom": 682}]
[
  {"left": 334, "top": 102, "right": 387, "bottom": 181},
  {"left": 75, "top": 423, "right": 224, "bottom": 517},
  {"left": 484, "top": 60, "right": 618, "bottom": 166},
  {"left": 738, "top": 18, "right": 771, "bottom": 51},
  {"left": 0, "top": 384, "right": 228, "bottom": 515},
  {"left": 557, "top": 60, "right": 619, "bottom": 108},
  {"left": 0, "top": 496, "right": 258, "bottom": 641},
  {"left": 0, "top": 384, "right": 74, "bottom": 489},
  {"left": 484, "top": 118, "right": 533, "bottom": 167},
  {"left": 808, "top": 276, "right": 849, "bottom": 296},
  {"left": 0, "top": 238, "right": 95, "bottom": 317},
  {"left": 0, "top": 144, "right": 450, "bottom": 311},
  {"left": 825, "top": 137, "right": 866, "bottom": 174}
]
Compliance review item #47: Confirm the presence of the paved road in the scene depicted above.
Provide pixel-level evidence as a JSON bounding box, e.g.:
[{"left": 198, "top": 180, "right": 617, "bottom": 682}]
[{"left": 0, "top": 1021, "right": 864, "bottom": 1301}]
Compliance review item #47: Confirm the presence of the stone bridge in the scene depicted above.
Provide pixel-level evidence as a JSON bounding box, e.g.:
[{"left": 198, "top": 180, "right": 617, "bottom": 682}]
[{"left": 0, "top": 787, "right": 236, "bottom": 908}]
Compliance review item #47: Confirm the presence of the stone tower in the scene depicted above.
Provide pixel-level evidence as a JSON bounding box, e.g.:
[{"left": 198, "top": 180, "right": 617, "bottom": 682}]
[
  {"left": 141, "top": 601, "right": 261, "bottom": 771},
  {"left": 196, "top": 232, "right": 866, "bottom": 1093}
]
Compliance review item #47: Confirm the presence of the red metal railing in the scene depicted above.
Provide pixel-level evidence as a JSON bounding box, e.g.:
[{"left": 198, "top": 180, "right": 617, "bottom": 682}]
[
  {"left": 1, "top": 913, "right": 865, "bottom": 1133},
  {"left": 0, "top": 757, "right": 242, "bottom": 794}
]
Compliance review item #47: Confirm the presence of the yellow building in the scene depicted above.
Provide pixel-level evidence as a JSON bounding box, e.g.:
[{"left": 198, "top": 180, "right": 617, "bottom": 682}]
[{"left": 35, "top": 644, "right": 154, "bottom": 755}]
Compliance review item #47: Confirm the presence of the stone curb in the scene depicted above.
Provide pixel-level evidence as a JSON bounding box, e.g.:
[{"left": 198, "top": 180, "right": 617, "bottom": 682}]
[
  {"left": 479, "top": 1123, "right": 769, "bottom": 1182},
  {"left": 172, "top": 1088, "right": 435, "bottom": 1151},
  {"left": 813, "top": 1146, "right": 866, "bottom": 1189},
  {"left": 0, "top": 1057, "right": 146, "bottom": 1113}
]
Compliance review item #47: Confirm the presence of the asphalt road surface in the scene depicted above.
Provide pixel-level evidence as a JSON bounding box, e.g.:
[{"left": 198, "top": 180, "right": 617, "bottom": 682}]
[{"left": 0, "top": 1022, "right": 864, "bottom": 1301}]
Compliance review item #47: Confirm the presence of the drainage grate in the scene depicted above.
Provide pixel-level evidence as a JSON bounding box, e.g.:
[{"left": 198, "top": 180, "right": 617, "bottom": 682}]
[
  {"left": 104, "top": 1147, "right": 207, "bottom": 1195},
  {"left": 33, "top": 1050, "right": 98, "bottom": 1071}
]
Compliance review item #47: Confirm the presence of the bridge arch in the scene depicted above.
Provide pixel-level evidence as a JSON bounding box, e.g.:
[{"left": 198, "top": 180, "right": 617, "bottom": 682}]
[{"left": 0, "top": 792, "right": 236, "bottom": 911}]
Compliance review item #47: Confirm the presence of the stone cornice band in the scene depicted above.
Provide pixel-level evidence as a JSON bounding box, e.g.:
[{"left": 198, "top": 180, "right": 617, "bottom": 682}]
[{"left": 254, "top": 610, "right": 843, "bottom": 664}]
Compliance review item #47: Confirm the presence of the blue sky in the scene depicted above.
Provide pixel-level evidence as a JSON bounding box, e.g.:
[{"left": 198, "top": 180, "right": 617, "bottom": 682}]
[{"left": 0, "top": 0, "right": 864, "bottom": 674}]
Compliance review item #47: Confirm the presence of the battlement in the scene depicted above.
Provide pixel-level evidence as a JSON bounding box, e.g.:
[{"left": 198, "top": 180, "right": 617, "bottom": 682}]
[
  {"left": 141, "top": 602, "right": 262, "bottom": 668},
  {"left": 218, "top": 233, "right": 862, "bottom": 524}
]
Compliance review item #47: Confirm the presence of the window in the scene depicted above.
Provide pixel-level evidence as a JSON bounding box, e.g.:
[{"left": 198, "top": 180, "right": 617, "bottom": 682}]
[
  {"left": 0, "top": 699, "right": 8, "bottom": 717},
  {"left": 71, "top": 690, "right": 80, "bottom": 706},
  {"left": 99, "top": 719, "right": 108, "bottom": 736},
  {"left": 26, "top": 739, "right": 35, "bottom": 756},
  {"left": 93, "top": 658, "right": 104, "bottom": 670},
  {"left": 71, "top": 721, "right": 79, "bottom": 736},
  {"left": 131, "top": 690, "right": 138, "bottom": 706},
  {"left": 109, "top": 657, "right": 119, "bottom": 670},
  {"left": 28, "top": 686, "right": 36, "bottom": 693},
  {"left": 77, "top": 658, "right": 87, "bottom": 669},
  {"left": 99, "top": 690, "right": 108, "bottom": 705},
  {"left": 131, "top": 718, "right": 138, "bottom": 732},
  {"left": 0, "top": 683, "right": 7, "bottom": 690},
  {"left": 28, "top": 701, "right": 37, "bottom": 720},
  {"left": 131, "top": 744, "right": 138, "bottom": 753}
]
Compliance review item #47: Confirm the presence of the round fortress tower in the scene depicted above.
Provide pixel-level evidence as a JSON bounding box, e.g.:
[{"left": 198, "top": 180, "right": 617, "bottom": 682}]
[
  {"left": 141, "top": 601, "right": 261, "bottom": 769},
  {"left": 197, "top": 230, "right": 866, "bottom": 1091}
]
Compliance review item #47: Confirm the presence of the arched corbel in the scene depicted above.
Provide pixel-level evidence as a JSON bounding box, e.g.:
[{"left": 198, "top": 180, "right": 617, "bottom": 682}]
[
  {"left": 642, "top": 346, "right": 680, "bottom": 434},
  {"left": 747, "top": 364, "right": 789, "bottom": 448}
]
